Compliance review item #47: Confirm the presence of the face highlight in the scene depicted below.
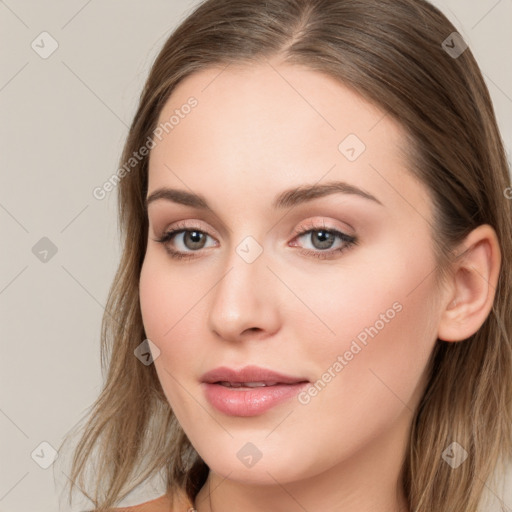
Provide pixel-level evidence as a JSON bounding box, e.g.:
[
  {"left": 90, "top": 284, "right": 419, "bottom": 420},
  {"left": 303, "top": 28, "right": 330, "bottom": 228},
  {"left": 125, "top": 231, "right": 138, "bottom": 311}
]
[{"left": 139, "top": 58, "right": 444, "bottom": 508}]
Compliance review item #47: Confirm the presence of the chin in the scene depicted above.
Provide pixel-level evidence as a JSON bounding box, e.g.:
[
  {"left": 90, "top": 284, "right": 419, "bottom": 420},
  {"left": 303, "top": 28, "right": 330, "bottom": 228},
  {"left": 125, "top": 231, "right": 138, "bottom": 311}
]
[{"left": 193, "top": 436, "right": 323, "bottom": 485}]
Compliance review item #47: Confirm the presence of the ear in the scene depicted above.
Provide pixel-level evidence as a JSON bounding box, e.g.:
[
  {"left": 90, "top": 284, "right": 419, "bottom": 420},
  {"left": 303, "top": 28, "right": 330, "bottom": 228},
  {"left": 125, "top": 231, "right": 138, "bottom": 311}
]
[{"left": 437, "top": 224, "right": 501, "bottom": 342}]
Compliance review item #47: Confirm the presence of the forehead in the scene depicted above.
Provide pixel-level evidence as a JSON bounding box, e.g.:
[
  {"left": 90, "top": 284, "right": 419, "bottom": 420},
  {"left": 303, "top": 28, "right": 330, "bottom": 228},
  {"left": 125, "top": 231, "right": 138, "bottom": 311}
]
[
  {"left": 154, "top": 60, "right": 395, "bottom": 150},
  {"left": 147, "top": 60, "right": 430, "bottom": 222}
]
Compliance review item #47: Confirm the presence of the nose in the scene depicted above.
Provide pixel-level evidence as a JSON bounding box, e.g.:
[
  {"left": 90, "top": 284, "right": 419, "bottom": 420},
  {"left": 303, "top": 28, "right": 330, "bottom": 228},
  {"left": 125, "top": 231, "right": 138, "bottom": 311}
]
[{"left": 207, "top": 240, "right": 281, "bottom": 343}]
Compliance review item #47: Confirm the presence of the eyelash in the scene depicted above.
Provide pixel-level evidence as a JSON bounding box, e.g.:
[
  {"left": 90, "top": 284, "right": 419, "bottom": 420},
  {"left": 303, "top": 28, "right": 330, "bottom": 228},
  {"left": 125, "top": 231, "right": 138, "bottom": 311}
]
[{"left": 152, "top": 221, "right": 358, "bottom": 261}]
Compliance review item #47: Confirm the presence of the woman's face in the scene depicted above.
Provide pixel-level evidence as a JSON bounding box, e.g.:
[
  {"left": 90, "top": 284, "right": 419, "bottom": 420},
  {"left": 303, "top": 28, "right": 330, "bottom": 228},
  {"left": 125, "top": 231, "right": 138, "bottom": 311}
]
[{"left": 139, "top": 59, "right": 444, "bottom": 487}]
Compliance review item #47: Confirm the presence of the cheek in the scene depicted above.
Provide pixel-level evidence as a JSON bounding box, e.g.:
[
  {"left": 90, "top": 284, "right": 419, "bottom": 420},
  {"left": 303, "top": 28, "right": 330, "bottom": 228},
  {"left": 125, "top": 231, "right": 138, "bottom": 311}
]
[
  {"left": 139, "top": 255, "right": 190, "bottom": 421},
  {"left": 139, "top": 256, "right": 168, "bottom": 340},
  {"left": 295, "top": 240, "right": 439, "bottom": 426},
  {"left": 139, "top": 254, "right": 193, "bottom": 366},
  {"left": 139, "top": 249, "right": 203, "bottom": 340},
  {"left": 139, "top": 251, "right": 210, "bottom": 409}
]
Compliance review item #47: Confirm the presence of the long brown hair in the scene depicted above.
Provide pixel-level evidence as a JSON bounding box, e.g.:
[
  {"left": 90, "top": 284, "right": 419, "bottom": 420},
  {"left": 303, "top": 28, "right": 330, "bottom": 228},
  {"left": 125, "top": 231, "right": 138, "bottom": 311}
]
[{"left": 58, "top": 1, "right": 512, "bottom": 510}]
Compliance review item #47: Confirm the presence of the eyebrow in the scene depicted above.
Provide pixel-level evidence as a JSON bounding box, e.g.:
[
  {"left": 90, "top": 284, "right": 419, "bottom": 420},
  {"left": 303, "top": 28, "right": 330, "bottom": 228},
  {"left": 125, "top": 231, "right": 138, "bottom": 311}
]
[{"left": 145, "top": 180, "right": 383, "bottom": 210}]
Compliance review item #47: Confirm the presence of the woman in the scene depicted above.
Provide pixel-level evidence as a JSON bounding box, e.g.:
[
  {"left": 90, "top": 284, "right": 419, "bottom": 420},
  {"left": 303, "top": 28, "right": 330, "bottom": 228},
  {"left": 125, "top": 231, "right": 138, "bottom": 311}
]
[{"left": 59, "top": 0, "right": 512, "bottom": 511}]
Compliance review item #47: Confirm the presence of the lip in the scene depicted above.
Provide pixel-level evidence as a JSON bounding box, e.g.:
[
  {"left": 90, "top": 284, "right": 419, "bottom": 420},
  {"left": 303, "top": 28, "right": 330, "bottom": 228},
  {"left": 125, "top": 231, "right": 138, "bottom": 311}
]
[
  {"left": 201, "top": 365, "right": 308, "bottom": 385},
  {"left": 201, "top": 365, "right": 310, "bottom": 417}
]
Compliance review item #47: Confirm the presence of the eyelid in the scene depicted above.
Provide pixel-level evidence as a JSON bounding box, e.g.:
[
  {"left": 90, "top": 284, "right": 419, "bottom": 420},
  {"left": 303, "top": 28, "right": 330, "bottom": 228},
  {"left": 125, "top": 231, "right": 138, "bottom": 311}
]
[
  {"left": 156, "top": 219, "right": 219, "bottom": 239},
  {"left": 291, "top": 217, "right": 354, "bottom": 238}
]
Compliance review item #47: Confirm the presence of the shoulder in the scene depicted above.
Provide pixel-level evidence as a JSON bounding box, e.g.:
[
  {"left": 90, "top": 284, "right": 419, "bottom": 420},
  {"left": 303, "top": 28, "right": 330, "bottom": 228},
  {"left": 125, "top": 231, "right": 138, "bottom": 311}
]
[{"left": 109, "top": 490, "right": 194, "bottom": 512}]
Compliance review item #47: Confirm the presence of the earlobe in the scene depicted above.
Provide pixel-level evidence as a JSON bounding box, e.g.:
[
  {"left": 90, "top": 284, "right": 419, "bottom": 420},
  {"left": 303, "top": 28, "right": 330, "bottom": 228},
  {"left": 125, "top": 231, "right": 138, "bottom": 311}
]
[{"left": 437, "top": 224, "right": 501, "bottom": 342}]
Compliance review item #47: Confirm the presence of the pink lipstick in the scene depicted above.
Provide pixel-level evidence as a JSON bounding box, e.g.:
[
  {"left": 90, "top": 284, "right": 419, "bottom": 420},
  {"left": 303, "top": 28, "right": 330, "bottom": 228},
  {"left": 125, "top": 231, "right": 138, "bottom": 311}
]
[{"left": 201, "top": 365, "right": 309, "bottom": 417}]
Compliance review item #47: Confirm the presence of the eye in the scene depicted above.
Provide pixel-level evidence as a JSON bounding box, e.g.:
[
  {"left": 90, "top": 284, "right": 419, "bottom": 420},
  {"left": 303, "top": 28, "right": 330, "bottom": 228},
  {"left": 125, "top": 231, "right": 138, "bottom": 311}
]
[
  {"left": 152, "top": 221, "right": 217, "bottom": 260},
  {"left": 290, "top": 221, "right": 357, "bottom": 260}
]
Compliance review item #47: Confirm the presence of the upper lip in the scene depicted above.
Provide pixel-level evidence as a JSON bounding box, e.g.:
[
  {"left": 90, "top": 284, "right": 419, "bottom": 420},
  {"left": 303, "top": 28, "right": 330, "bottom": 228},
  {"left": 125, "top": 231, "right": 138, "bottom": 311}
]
[{"left": 201, "top": 365, "right": 309, "bottom": 385}]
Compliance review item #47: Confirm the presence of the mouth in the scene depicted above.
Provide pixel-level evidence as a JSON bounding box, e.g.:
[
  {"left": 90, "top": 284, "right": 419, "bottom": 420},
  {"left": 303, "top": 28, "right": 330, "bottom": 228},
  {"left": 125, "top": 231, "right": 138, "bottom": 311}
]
[
  {"left": 201, "top": 365, "right": 308, "bottom": 385},
  {"left": 217, "top": 381, "right": 294, "bottom": 387},
  {"left": 201, "top": 365, "right": 310, "bottom": 417}
]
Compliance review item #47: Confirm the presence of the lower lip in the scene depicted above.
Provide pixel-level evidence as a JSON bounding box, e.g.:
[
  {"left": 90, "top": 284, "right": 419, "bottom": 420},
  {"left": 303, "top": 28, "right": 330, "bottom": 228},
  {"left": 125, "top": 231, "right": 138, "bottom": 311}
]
[{"left": 203, "top": 382, "right": 309, "bottom": 417}]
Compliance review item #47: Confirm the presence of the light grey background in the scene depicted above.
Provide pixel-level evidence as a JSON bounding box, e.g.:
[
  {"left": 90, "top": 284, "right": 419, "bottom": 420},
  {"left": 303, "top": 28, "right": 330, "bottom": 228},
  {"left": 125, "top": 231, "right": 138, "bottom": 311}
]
[{"left": 1, "top": 1, "right": 511, "bottom": 511}]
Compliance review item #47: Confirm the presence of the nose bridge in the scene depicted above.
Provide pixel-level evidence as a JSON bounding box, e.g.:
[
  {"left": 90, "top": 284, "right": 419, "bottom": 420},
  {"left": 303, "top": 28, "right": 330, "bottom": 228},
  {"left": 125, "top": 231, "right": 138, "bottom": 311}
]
[{"left": 207, "top": 233, "right": 279, "bottom": 340}]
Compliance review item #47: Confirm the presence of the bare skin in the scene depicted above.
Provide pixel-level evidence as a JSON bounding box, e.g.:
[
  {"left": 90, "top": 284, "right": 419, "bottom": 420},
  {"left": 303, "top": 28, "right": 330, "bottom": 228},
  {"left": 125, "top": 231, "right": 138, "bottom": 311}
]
[{"left": 139, "top": 56, "right": 500, "bottom": 512}]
